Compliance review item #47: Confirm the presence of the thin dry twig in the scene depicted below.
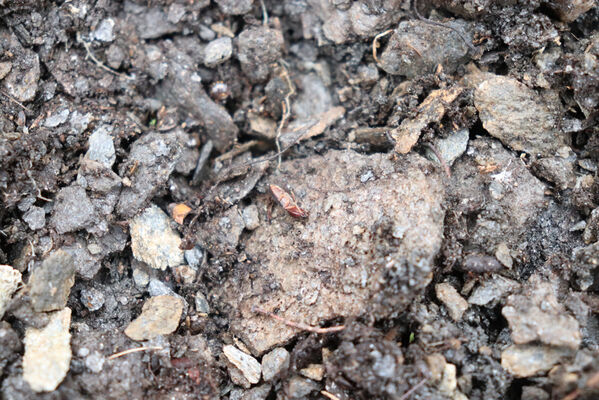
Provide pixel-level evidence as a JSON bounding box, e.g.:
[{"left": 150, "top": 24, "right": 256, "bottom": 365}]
[
  {"left": 108, "top": 346, "right": 164, "bottom": 360},
  {"left": 260, "top": 0, "right": 269, "bottom": 26},
  {"left": 76, "top": 33, "right": 135, "bottom": 80},
  {"left": 321, "top": 390, "right": 342, "bottom": 400},
  {"left": 424, "top": 142, "right": 451, "bottom": 178},
  {"left": 372, "top": 29, "right": 393, "bottom": 64},
  {"left": 275, "top": 62, "right": 295, "bottom": 168},
  {"left": 252, "top": 306, "right": 345, "bottom": 334},
  {"left": 214, "top": 140, "right": 262, "bottom": 163},
  {"left": 0, "top": 89, "right": 32, "bottom": 112},
  {"left": 413, "top": 0, "right": 478, "bottom": 55},
  {"left": 399, "top": 377, "right": 428, "bottom": 400}
]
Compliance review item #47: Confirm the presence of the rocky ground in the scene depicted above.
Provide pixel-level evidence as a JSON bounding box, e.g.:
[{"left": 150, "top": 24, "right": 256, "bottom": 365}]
[{"left": 0, "top": 0, "right": 598, "bottom": 399}]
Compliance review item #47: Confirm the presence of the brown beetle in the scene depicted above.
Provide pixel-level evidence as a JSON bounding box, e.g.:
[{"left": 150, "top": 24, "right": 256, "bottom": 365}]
[{"left": 269, "top": 184, "right": 308, "bottom": 219}]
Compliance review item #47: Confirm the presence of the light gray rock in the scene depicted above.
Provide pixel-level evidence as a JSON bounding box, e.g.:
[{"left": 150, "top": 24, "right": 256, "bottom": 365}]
[
  {"left": 3, "top": 48, "right": 39, "bottom": 103},
  {"left": 468, "top": 275, "right": 519, "bottom": 307},
  {"left": 80, "top": 288, "right": 105, "bottom": 312},
  {"left": 242, "top": 205, "right": 260, "bottom": 231},
  {"left": 215, "top": 0, "right": 253, "bottom": 15},
  {"left": 51, "top": 185, "right": 97, "bottom": 234},
  {"left": 204, "top": 37, "right": 233, "bottom": 67},
  {"left": 426, "top": 129, "right": 469, "bottom": 166},
  {"left": 23, "top": 206, "right": 45, "bottom": 230},
  {"left": 85, "top": 126, "right": 116, "bottom": 168},
  {"left": 0, "top": 265, "right": 21, "bottom": 319},
  {"left": 261, "top": 347, "right": 290, "bottom": 381},
  {"left": 23, "top": 308, "right": 72, "bottom": 392},
  {"left": 44, "top": 108, "right": 70, "bottom": 128},
  {"left": 93, "top": 18, "right": 116, "bottom": 42},
  {"left": 130, "top": 204, "right": 185, "bottom": 270}
]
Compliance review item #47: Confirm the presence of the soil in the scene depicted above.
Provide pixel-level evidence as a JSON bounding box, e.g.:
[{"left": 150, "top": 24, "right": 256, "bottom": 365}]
[{"left": 0, "top": 1, "right": 598, "bottom": 399}]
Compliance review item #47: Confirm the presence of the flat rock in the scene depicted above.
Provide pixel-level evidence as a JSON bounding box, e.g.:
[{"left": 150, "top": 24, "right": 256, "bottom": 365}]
[
  {"left": 124, "top": 295, "right": 184, "bottom": 341},
  {"left": 425, "top": 128, "right": 469, "bottom": 167},
  {"left": 435, "top": 283, "right": 468, "bottom": 321},
  {"left": 0, "top": 265, "right": 21, "bottom": 319},
  {"left": 130, "top": 204, "right": 185, "bottom": 270},
  {"left": 116, "top": 132, "right": 182, "bottom": 217},
  {"left": 468, "top": 274, "right": 519, "bottom": 307},
  {"left": 502, "top": 274, "right": 581, "bottom": 349},
  {"left": 29, "top": 250, "right": 75, "bottom": 312},
  {"left": 380, "top": 20, "right": 472, "bottom": 78},
  {"left": 2, "top": 47, "right": 40, "bottom": 103},
  {"left": 501, "top": 344, "right": 572, "bottom": 378},
  {"left": 23, "top": 308, "right": 72, "bottom": 392},
  {"left": 220, "top": 150, "right": 445, "bottom": 355},
  {"left": 23, "top": 206, "right": 45, "bottom": 230},
  {"left": 85, "top": 126, "right": 116, "bottom": 168},
  {"left": 215, "top": 0, "right": 253, "bottom": 15},
  {"left": 50, "top": 185, "right": 97, "bottom": 234},
  {"left": 261, "top": 347, "right": 290, "bottom": 382},
  {"left": 474, "top": 75, "right": 565, "bottom": 157},
  {"left": 223, "top": 345, "right": 262, "bottom": 384}
]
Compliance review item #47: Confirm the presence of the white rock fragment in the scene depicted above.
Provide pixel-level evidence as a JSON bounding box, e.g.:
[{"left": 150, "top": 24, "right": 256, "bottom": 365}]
[
  {"left": 130, "top": 205, "right": 185, "bottom": 270},
  {"left": 93, "top": 18, "right": 116, "bottom": 42},
  {"left": 85, "top": 126, "right": 116, "bottom": 168},
  {"left": 0, "top": 264, "right": 21, "bottom": 319},
  {"left": 23, "top": 308, "right": 72, "bottom": 392},
  {"left": 223, "top": 344, "right": 262, "bottom": 384}
]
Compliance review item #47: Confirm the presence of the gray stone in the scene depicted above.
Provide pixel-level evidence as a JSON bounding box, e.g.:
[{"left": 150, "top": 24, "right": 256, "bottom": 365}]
[
  {"left": 50, "top": 185, "right": 97, "bottom": 234},
  {"left": 435, "top": 283, "right": 468, "bottom": 322},
  {"left": 132, "top": 262, "right": 150, "bottom": 288},
  {"left": 502, "top": 275, "right": 581, "bottom": 349},
  {"left": 426, "top": 129, "right": 469, "bottom": 166},
  {"left": 184, "top": 246, "right": 204, "bottom": 269},
  {"left": 85, "top": 126, "right": 116, "bottom": 168},
  {"left": 215, "top": 0, "right": 253, "bottom": 15},
  {"left": 236, "top": 26, "right": 285, "bottom": 83},
  {"left": 29, "top": 251, "right": 76, "bottom": 313},
  {"left": 501, "top": 344, "right": 572, "bottom": 378},
  {"left": 380, "top": 20, "right": 472, "bottom": 78},
  {"left": 285, "top": 376, "right": 320, "bottom": 399},
  {"left": 61, "top": 241, "right": 102, "bottom": 280},
  {"left": 468, "top": 275, "right": 519, "bottom": 307},
  {"left": 23, "top": 308, "right": 72, "bottom": 392},
  {"left": 242, "top": 205, "right": 260, "bottom": 231},
  {"left": 136, "top": 8, "right": 177, "bottom": 40},
  {"left": 44, "top": 108, "right": 70, "bottom": 127},
  {"left": 84, "top": 351, "right": 105, "bottom": 373},
  {"left": 194, "top": 291, "right": 210, "bottom": 314},
  {"left": 261, "top": 347, "right": 290, "bottom": 381},
  {"left": 23, "top": 206, "right": 45, "bottom": 230},
  {"left": 196, "top": 205, "right": 245, "bottom": 257},
  {"left": 532, "top": 156, "right": 576, "bottom": 190},
  {"left": 148, "top": 278, "right": 176, "bottom": 297},
  {"left": 3, "top": 48, "right": 39, "bottom": 103},
  {"left": 239, "top": 384, "right": 272, "bottom": 400},
  {"left": 203, "top": 37, "right": 233, "bottom": 67},
  {"left": 93, "top": 18, "right": 115, "bottom": 42},
  {"left": 130, "top": 205, "right": 185, "bottom": 270},
  {"left": 124, "top": 295, "right": 184, "bottom": 341},
  {"left": 474, "top": 75, "right": 566, "bottom": 157},
  {"left": 80, "top": 288, "right": 105, "bottom": 311},
  {"left": 0, "top": 265, "right": 21, "bottom": 319},
  {"left": 223, "top": 345, "right": 261, "bottom": 384}
]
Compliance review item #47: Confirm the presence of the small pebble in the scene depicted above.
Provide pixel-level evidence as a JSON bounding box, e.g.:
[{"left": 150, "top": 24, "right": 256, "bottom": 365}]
[
  {"left": 203, "top": 37, "right": 233, "bottom": 67},
  {"left": 261, "top": 347, "right": 290, "bottom": 382},
  {"left": 223, "top": 345, "right": 261, "bottom": 385},
  {"left": 80, "top": 288, "right": 105, "bottom": 311},
  {"left": 242, "top": 205, "right": 260, "bottom": 231}
]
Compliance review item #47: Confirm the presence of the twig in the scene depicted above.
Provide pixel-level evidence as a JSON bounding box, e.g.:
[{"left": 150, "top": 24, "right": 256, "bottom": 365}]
[
  {"left": 321, "top": 390, "right": 342, "bottom": 400},
  {"left": 108, "top": 346, "right": 164, "bottom": 360},
  {"left": 214, "top": 140, "right": 261, "bottom": 163},
  {"left": 252, "top": 306, "right": 345, "bottom": 334},
  {"left": 275, "top": 62, "right": 295, "bottom": 168},
  {"left": 0, "top": 89, "right": 32, "bottom": 112},
  {"left": 372, "top": 29, "right": 393, "bottom": 64},
  {"left": 413, "top": 0, "right": 478, "bottom": 55},
  {"left": 260, "top": 0, "right": 269, "bottom": 26},
  {"left": 424, "top": 142, "right": 451, "bottom": 178},
  {"left": 76, "top": 33, "right": 134, "bottom": 80},
  {"left": 399, "top": 378, "right": 428, "bottom": 400}
]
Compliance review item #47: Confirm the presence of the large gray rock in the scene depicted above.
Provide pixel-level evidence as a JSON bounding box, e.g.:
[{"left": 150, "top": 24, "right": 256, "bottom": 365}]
[
  {"left": 29, "top": 251, "right": 76, "bottom": 313},
  {"left": 51, "top": 185, "right": 97, "bottom": 234},
  {"left": 219, "top": 150, "right": 445, "bottom": 355}
]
